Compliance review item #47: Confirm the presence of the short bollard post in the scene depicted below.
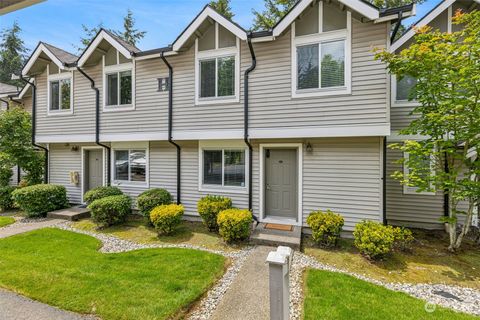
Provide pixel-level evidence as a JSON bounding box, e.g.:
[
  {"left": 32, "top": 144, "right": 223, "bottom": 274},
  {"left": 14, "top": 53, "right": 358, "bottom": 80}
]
[{"left": 266, "top": 246, "right": 293, "bottom": 320}]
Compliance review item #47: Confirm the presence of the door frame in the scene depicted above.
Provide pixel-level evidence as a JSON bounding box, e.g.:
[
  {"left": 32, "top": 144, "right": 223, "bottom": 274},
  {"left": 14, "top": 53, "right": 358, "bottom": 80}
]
[
  {"left": 259, "top": 143, "right": 303, "bottom": 226},
  {"left": 81, "top": 146, "right": 106, "bottom": 204}
]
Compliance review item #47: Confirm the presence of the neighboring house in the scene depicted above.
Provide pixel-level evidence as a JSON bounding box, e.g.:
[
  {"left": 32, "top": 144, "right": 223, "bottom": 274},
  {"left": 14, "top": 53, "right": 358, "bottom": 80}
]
[
  {"left": 19, "top": 0, "right": 422, "bottom": 232},
  {"left": 387, "top": 0, "right": 479, "bottom": 229},
  {"left": 0, "top": 82, "right": 20, "bottom": 111}
]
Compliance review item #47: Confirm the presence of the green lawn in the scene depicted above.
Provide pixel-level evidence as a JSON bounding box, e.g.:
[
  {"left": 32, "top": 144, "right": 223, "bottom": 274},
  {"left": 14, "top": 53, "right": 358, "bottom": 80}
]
[
  {"left": 0, "top": 228, "right": 226, "bottom": 320},
  {"left": 73, "top": 216, "right": 245, "bottom": 252},
  {"left": 304, "top": 269, "right": 477, "bottom": 320},
  {"left": 0, "top": 216, "right": 15, "bottom": 227}
]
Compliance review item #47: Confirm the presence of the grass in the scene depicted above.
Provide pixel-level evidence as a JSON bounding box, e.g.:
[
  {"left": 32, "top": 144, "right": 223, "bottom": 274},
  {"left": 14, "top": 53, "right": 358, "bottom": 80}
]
[
  {"left": 0, "top": 228, "right": 226, "bottom": 320},
  {"left": 0, "top": 216, "right": 15, "bottom": 227},
  {"left": 303, "top": 230, "right": 480, "bottom": 289},
  {"left": 73, "top": 215, "right": 244, "bottom": 252},
  {"left": 303, "top": 269, "right": 477, "bottom": 320}
]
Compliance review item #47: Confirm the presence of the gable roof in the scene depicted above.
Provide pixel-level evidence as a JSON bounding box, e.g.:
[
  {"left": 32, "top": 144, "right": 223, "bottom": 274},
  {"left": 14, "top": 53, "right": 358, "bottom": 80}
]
[
  {"left": 391, "top": 0, "right": 480, "bottom": 52},
  {"left": 172, "top": 5, "right": 247, "bottom": 52},
  {"left": 22, "top": 42, "right": 78, "bottom": 75},
  {"left": 272, "top": 0, "right": 404, "bottom": 37},
  {"left": 0, "top": 82, "right": 19, "bottom": 96},
  {"left": 77, "top": 28, "right": 140, "bottom": 67}
]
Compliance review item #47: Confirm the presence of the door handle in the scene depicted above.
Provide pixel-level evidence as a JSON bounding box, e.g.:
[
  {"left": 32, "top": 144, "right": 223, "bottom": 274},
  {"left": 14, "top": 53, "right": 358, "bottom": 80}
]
[{"left": 266, "top": 184, "right": 271, "bottom": 190}]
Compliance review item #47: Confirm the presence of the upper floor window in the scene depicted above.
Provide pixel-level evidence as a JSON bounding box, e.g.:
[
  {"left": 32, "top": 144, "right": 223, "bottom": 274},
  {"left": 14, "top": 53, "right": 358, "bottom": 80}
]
[
  {"left": 47, "top": 67, "right": 73, "bottom": 115},
  {"left": 292, "top": 1, "right": 351, "bottom": 98},
  {"left": 103, "top": 48, "right": 134, "bottom": 111},
  {"left": 395, "top": 75, "right": 417, "bottom": 103},
  {"left": 195, "top": 22, "right": 239, "bottom": 105}
]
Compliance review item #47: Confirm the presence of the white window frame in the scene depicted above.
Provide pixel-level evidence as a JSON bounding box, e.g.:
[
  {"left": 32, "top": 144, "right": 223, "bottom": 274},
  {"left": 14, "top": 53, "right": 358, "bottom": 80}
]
[
  {"left": 403, "top": 151, "right": 436, "bottom": 195},
  {"left": 198, "top": 140, "right": 248, "bottom": 194},
  {"left": 391, "top": 75, "right": 420, "bottom": 107},
  {"left": 47, "top": 64, "right": 73, "bottom": 116},
  {"left": 102, "top": 53, "right": 135, "bottom": 112},
  {"left": 111, "top": 142, "right": 149, "bottom": 188},
  {"left": 291, "top": 2, "right": 351, "bottom": 98},
  {"left": 195, "top": 22, "right": 240, "bottom": 105}
]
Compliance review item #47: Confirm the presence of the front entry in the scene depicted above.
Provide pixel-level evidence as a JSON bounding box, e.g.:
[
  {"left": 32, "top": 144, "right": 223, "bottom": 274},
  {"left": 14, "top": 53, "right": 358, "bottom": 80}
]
[
  {"left": 83, "top": 149, "right": 103, "bottom": 196},
  {"left": 264, "top": 148, "right": 298, "bottom": 221}
]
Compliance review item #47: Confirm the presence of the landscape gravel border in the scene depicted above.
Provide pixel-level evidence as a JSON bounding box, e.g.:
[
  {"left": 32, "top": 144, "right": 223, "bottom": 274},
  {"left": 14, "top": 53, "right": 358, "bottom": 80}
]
[
  {"left": 289, "top": 251, "right": 480, "bottom": 319},
  {"left": 55, "top": 222, "right": 255, "bottom": 320}
]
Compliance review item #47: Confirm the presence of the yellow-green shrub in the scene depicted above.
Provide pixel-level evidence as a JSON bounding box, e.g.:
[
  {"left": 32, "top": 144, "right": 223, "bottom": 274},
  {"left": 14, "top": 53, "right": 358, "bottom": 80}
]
[
  {"left": 392, "top": 226, "right": 415, "bottom": 251},
  {"left": 150, "top": 204, "right": 184, "bottom": 235},
  {"left": 353, "top": 220, "right": 395, "bottom": 260},
  {"left": 306, "top": 210, "right": 344, "bottom": 247},
  {"left": 197, "top": 195, "right": 232, "bottom": 231},
  {"left": 217, "top": 208, "right": 253, "bottom": 243}
]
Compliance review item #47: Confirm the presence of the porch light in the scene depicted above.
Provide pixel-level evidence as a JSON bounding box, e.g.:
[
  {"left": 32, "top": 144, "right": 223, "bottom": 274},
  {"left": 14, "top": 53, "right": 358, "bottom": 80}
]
[{"left": 306, "top": 142, "right": 313, "bottom": 153}]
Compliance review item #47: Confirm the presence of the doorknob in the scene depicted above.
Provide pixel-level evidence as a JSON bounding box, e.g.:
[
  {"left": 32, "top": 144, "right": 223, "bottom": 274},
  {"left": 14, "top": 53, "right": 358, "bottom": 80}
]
[{"left": 266, "top": 184, "right": 271, "bottom": 190}]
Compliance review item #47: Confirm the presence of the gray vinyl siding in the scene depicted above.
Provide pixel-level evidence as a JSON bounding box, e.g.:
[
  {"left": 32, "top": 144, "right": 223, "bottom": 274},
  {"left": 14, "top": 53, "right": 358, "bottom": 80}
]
[
  {"left": 49, "top": 144, "right": 84, "bottom": 204},
  {"left": 22, "top": 95, "right": 33, "bottom": 113},
  {"left": 8, "top": 166, "right": 19, "bottom": 186},
  {"left": 248, "top": 20, "right": 388, "bottom": 130}
]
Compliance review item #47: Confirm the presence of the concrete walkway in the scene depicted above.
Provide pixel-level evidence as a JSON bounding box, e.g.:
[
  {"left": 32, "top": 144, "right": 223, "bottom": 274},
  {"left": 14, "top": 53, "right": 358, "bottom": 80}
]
[
  {"left": 0, "top": 218, "right": 63, "bottom": 239},
  {"left": 211, "top": 245, "right": 274, "bottom": 320},
  {"left": 0, "top": 289, "right": 94, "bottom": 320}
]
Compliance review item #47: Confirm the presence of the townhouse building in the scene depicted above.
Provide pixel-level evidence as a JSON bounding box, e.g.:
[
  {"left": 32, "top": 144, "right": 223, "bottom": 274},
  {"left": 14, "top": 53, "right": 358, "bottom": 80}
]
[{"left": 16, "top": 0, "right": 476, "bottom": 232}]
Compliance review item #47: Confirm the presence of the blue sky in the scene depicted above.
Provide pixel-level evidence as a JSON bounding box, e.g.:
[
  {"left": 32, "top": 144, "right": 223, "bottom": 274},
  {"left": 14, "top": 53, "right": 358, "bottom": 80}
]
[{"left": 0, "top": 0, "right": 441, "bottom": 54}]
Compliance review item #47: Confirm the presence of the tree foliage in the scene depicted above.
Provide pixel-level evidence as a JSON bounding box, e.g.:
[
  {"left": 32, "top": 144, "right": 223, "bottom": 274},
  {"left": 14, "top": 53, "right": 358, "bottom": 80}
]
[
  {"left": 0, "top": 21, "right": 28, "bottom": 87},
  {"left": 209, "top": 0, "right": 234, "bottom": 19},
  {"left": 76, "top": 9, "right": 146, "bottom": 53},
  {"left": 375, "top": 10, "right": 480, "bottom": 252},
  {"left": 252, "top": 0, "right": 297, "bottom": 31},
  {"left": 0, "top": 107, "right": 44, "bottom": 186}
]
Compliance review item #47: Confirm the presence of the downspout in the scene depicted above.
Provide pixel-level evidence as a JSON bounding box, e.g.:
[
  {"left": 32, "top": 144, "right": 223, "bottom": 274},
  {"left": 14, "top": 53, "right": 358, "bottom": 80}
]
[
  {"left": 20, "top": 76, "right": 49, "bottom": 184},
  {"left": 160, "top": 52, "right": 181, "bottom": 204},
  {"left": 244, "top": 33, "right": 257, "bottom": 220},
  {"left": 77, "top": 67, "right": 111, "bottom": 185},
  {"left": 383, "top": 137, "right": 387, "bottom": 225},
  {"left": 390, "top": 11, "right": 403, "bottom": 44},
  {"left": 0, "top": 98, "right": 9, "bottom": 110}
]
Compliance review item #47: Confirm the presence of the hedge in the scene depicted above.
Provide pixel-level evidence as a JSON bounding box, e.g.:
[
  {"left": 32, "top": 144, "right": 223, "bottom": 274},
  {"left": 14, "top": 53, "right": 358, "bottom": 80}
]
[{"left": 12, "top": 184, "right": 69, "bottom": 217}]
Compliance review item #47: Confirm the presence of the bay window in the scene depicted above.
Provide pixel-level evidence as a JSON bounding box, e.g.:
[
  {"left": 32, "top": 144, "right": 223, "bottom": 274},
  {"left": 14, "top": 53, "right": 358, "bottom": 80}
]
[
  {"left": 292, "top": 1, "right": 351, "bottom": 97},
  {"left": 195, "top": 22, "right": 239, "bottom": 104}
]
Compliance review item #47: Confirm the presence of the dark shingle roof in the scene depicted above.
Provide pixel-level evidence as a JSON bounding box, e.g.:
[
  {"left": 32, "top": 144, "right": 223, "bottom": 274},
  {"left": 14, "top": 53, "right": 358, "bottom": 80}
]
[
  {"left": 102, "top": 29, "right": 141, "bottom": 54},
  {"left": 41, "top": 42, "right": 78, "bottom": 65}
]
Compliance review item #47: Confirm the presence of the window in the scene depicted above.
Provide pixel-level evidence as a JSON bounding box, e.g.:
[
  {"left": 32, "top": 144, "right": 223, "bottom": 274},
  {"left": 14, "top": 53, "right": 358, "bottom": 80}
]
[
  {"left": 106, "top": 70, "right": 132, "bottom": 107},
  {"left": 195, "top": 22, "right": 239, "bottom": 104},
  {"left": 292, "top": 1, "right": 351, "bottom": 97},
  {"left": 395, "top": 75, "right": 417, "bottom": 102},
  {"left": 48, "top": 73, "right": 72, "bottom": 114},
  {"left": 114, "top": 149, "right": 146, "bottom": 183},
  {"left": 201, "top": 148, "right": 246, "bottom": 189},
  {"left": 403, "top": 152, "right": 435, "bottom": 195}
]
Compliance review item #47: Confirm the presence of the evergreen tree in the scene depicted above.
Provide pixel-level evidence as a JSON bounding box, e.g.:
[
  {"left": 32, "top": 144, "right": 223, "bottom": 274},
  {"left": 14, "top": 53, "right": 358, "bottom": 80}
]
[
  {"left": 251, "top": 0, "right": 297, "bottom": 31},
  {"left": 0, "top": 21, "right": 28, "bottom": 87},
  {"left": 76, "top": 23, "right": 104, "bottom": 53},
  {"left": 114, "top": 9, "right": 146, "bottom": 46},
  {"left": 209, "top": 0, "right": 235, "bottom": 19}
]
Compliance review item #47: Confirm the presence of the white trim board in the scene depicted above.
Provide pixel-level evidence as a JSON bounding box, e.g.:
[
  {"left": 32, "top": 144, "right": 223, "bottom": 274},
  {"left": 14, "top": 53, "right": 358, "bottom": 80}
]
[
  {"left": 22, "top": 43, "right": 66, "bottom": 76},
  {"left": 80, "top": 146, "right": 106, "bottom": 204},
  {"left": 78, "top": 30, "right": 133, "bottom": 67},
  {"left": 259, "top": 143, "right": 303, "bottom": 226},
  {"left": 36, "top": 134, "right": 96, "bottom": 144},
  {"left": 172, "top": 6, "right": 247, "bottom": 52}
]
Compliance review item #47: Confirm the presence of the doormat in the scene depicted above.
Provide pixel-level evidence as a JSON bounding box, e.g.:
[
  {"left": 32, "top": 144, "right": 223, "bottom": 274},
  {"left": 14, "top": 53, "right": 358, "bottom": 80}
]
[{"left": 264, "top": 223, "right": 293, "bottom": 231}]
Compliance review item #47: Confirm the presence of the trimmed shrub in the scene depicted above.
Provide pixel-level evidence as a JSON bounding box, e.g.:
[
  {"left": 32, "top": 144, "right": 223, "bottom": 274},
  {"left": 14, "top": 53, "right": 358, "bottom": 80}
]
[
  {"left": 88, "top": 195, "right": 131, "bottom": 227},
  {"left": 84, "top": 186, "right": 123, "bottom": 205},
  {"left": 306, "top": 210, "right": 344, "bottom": 247},
  {"left": 392, "top": 226, "right": 415, "bottom": 252},
  {"left": 137, "top": 188, "right": 173, "bottom": 218},
  {"left": 217, "top": 208, "right": 253, "bottom": 243},
  {"left": 353, "top": 221, "right": 395, "bottom": 260},
  {"left": 12, "top": 184, "right": 69, "bottom": 217},
  {"left": 150, "top": 204, "right": 184, "bottom": 235},
  {"left": 197, "top": 195, "right": 232, "bottom": 231},
  {"left": 0, "top": 186, "right": 16, "bottom": 211}
]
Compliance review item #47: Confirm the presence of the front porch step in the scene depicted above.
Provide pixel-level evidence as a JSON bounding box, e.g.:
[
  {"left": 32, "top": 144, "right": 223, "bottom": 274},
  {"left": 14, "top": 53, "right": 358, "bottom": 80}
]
[
  {"left": 250, "top": 223, "right": 302, "bottom": 250},
  {"left": 47, "top": 206, "right": 90, "bottom": 221}
]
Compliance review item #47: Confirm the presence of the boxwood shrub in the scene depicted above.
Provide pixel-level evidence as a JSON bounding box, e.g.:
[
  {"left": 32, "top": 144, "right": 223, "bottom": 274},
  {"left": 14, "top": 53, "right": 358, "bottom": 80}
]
[
  {"left": 217, "top": 208, "right": 253, "bottom": 243},
  {"left": 83, "top": 186, "right": 123, "bottom": 205},
  {"left": 12, "top": 184, "right": 69, "bottom": 217},
  {"left": 137, "top": 188, "right": 172, "bottom": 218},
  {"left": 197, "top": 195, "right": 232, "bottom": 232},
  {"left": 150, "top": 204, "right": 184, "bottom": 235},
  {"left": 306, "top": 210, "right": 344, "bottom": 247},
  {"left": 88, "top": 194, "right": 131, "bottom": 227},
  {"left": 0, "top": 186, "right": 16, "bottom": 211}
]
